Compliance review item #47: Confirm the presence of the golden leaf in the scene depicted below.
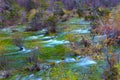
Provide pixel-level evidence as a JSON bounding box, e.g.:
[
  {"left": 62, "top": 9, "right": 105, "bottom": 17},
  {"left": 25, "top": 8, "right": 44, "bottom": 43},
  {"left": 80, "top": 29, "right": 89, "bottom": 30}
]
[{"left": 27, "top": 9, "right": 37, "bottom": 21}]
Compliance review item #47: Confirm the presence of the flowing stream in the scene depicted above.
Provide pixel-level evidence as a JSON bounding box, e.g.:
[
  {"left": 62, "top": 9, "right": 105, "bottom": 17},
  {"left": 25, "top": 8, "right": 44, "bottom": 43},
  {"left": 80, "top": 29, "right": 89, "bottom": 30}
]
[{"left": 0, "top": 18, "right": 98, "bottom": 80}]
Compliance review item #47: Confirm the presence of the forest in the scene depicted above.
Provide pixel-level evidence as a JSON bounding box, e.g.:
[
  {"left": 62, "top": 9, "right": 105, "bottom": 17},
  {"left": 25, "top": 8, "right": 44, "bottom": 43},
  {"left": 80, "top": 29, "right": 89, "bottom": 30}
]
[{"left": 0, "top": 0, "right": 120, "bottom": 80}]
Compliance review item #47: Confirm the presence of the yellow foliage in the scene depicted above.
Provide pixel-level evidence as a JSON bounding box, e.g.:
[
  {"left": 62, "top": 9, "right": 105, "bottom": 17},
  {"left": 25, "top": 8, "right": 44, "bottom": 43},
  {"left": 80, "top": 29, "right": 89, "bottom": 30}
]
[
  {"left": 111, "top": 5, "right": 120, "bottom": 30},
  {"left": 0, "top": 40, "right": 9, "bottom": 54},
  {"left": 27, "top": 9, "right": 37, "bottom": 21},
  {"left": 114, "top": 64, "right": 120, "bottom": 75},
  {"left": 112, "top": 5, "right": 120, "bottom": 18},
  {"left": 75, "top": 13, "right": 79, "bottom": 17},
  {"left": 95, "top": 44, "right": 102, "bottom": 50},
  {"left": 50, "top": 62, "right": 55, "bottom": 66},
  {"left": 118, "top": 36, "right": 120, "bottom": 38},
  {"left": 108, "top": 12, "right": 112, "bottom": 18},
  {"left": 62, "top": 9, "right": 73, "bottom": 15},
  {"left": 98, "top": 7, "right": 103, "bottom": 12},
  {"left": 0, "top": 44, "right": 4, "bottom": 53},
  {"left": 74, "top": 49, "right": 80, "bottom": 55},
  {"left": 62, "top": 9, "right": 78, "bottom": 17}
]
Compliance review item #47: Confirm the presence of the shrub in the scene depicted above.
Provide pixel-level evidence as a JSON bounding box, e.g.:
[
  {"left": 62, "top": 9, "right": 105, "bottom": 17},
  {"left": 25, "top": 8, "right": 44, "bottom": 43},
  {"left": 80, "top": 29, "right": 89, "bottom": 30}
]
[
  {"left": 0, "top": 40, "right": 10, "bottom": 70},
  {"left": 1, "top": 0, "right": 22, "bottom": 27},
  {"left": 53, "top": 1, "right": 64, "bottom": 16},
  {"left": 12, "top": 33, "right": 24, "bottom": 51},
  {"left": 76, "top": 8, "right": 84, "bottom": 17},
  {"left": 44, "top": 63, "right": 78, "bottom": 80},
  {"left": 44, "top": 15, "right": 58, "bottom": 35},
  {"left": 103, "top": 54, "right": 120, "bottom": 80},
  {"left": 111, "top": 5, "right": 120, "bottom": 31},
  {"left": 27, "top": 12, "right": 44, "bottom": 31}
]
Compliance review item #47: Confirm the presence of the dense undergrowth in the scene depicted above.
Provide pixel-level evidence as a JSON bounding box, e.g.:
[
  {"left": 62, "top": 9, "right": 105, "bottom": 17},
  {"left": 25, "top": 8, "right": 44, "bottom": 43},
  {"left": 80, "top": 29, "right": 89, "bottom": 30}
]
[{"left": 0, "top": 0, "right": 120, "bottom": 80}]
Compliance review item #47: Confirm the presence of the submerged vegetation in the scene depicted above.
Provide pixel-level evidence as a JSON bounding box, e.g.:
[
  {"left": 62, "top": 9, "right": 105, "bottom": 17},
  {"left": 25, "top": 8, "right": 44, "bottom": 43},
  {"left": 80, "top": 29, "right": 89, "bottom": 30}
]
[{"left": 0, "top": 0, "right": 120, "bottom": 80}]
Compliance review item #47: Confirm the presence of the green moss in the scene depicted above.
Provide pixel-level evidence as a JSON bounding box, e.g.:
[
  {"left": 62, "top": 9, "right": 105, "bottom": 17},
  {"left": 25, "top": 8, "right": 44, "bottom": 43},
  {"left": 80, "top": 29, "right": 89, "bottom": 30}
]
[
  {"left": 43, "top": 63, "right": 79, "bottom": 80},
  {"left": 40, "top": 45, "right": 67, "bottom": 59}
]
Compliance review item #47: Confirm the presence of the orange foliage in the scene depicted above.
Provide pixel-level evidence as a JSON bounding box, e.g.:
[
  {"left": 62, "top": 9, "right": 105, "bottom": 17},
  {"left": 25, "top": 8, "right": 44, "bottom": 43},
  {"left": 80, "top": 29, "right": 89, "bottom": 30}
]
[
  {"left": 97, "top": 5, "right": 120, "bottom": 35},
  {"left": 111, "top": 5, "right": 120, "bottom": 31}
]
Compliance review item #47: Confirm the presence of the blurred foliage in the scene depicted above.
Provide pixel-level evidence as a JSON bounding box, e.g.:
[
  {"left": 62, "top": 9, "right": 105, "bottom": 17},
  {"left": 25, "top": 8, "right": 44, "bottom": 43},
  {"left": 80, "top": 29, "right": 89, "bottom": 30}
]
[
  {"left": 76, "top": 8, "right": 84, "bottom": 17},
  {"left": 27, "top": 9, "right": 37, "bottom": 21},
  {"left": 12, "top": 33, "right": 24, "bottom": 50},
  {"left": 103, "top": 54, "right": 120, "bottom": 80},
  {"left": 54, "top": 1, "right": 64, "bottom": 16},
  {"left": 1, "top": 1, "right": 120, "bottom": 80},
  {"left": 0, "top": 39, "right": 13, "bottom": 54},
  {"left": 45, "top": 63, "right": 79, "bottom": 80},
  {"left": 111, "top": 5, "right": 120, "bottom": 31}
]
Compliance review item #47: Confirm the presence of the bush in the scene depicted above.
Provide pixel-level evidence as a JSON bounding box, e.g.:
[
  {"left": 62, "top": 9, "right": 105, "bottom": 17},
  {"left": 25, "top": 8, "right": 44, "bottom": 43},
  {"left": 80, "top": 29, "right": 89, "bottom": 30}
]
[
  {"left": 1, "top": 0, "right": 22, "bottom": 27},
  {"left": 53, "top": 1, "right": 64, "bottom": 16},
  {"left": 44, "top": 63, "right": 79, "bottom": 80},
  {"left": 12, "top": 33, "right": 24, "bottom": 51},
  {"left": 76, "top": 8, "right": 84, "bottom": 17},
  {"left": 111, "top": 5, "right": 120, "bottom": 31},
  {"left": 103, "top": 54, "right": 120, "bottom": 80},
  {"left": 44, "top": 15, "right": 58, "bottom": 34}
]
